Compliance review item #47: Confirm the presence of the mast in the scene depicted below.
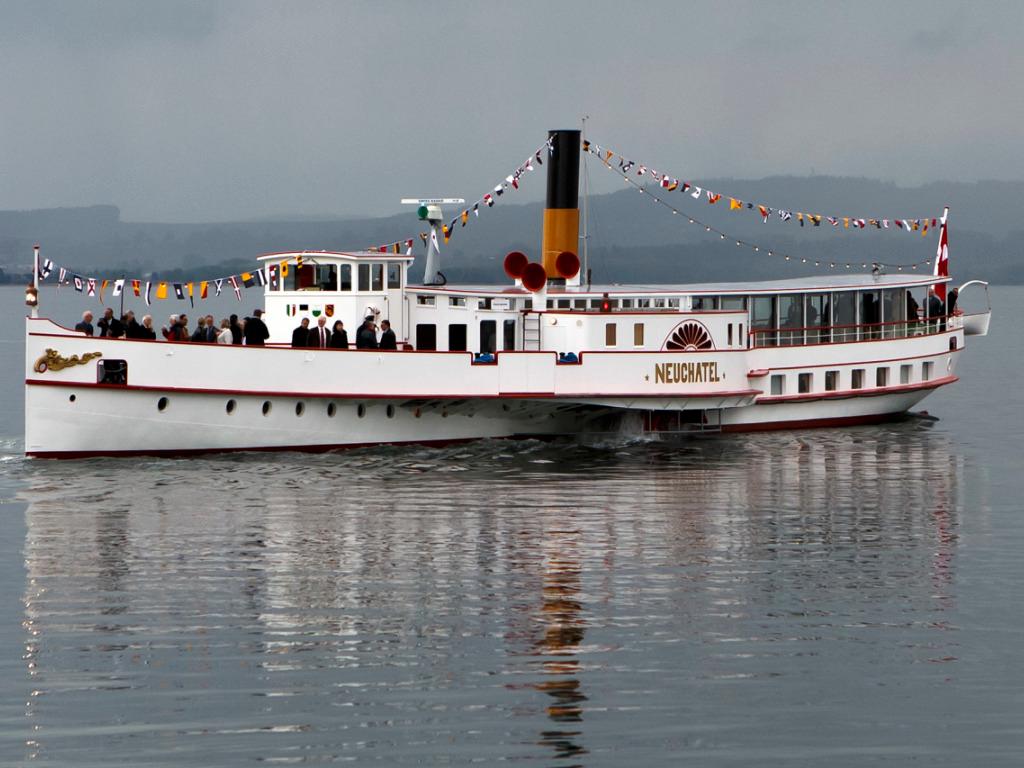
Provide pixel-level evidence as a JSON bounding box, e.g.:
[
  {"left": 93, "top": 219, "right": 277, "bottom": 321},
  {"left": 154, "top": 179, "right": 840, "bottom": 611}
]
[{"left": 580, "top": 115, "right": 590, "bottom": 288}]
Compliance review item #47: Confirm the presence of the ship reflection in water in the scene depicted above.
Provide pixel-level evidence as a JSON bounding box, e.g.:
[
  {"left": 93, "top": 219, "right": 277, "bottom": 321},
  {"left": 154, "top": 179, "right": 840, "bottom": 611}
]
[{"left": 17, "top": 421, "right": 970, "bottom": 764}]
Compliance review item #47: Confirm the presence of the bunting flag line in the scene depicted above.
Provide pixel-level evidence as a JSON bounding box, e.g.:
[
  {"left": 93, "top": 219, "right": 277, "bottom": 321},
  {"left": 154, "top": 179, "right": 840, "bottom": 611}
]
[
  {"left": 112, "top": 279, "right": 124, "bottom": 297},
  {"left": 132, "top": 279, "right": 141, "bottom": 297},
  {"left": 228, "top": 275, "right": 241, "bottom": 301},
  {"left": 584, "top": 140, "right": 936, "bottom": 236},
  {"left": 39, "top": 259, "right": 54, "bottom": 279},
  {"left": 144, "top": 281, "right": 152, "bottom": 306},
  {"left": 590, "top": 145, "right": 939, "bottom": 272},
  {"left": 86, "top": 278, "right": 96, "bottom": 297}
]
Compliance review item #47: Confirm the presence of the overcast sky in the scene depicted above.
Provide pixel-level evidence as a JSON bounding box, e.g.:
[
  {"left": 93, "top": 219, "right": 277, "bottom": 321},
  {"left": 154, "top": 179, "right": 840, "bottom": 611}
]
[{"left": 1, "top": 0, "right": 1021, "bottom": 222}]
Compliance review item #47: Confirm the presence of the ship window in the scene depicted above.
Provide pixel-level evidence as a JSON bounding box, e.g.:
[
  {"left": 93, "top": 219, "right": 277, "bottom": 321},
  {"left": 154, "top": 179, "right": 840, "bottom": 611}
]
[
  {"left": 448, "top": 323, "right": 467, "bottom": 352},
  {"left": 547, "top": 299, "right": 555, "bottom": 309},
  {"left": 633, "top": 323, "right": 644, "bottom": 346},
  {"left": 636, "top": 298, "right": 651, "bottom": 309},
  {"left": 900, "top": 364, "right": 912, "bottom": 384},
  {"left": 357, "top": 404, "right": 366, "bottom": 418},
  {"left": 295, "top": 402, "right": 305, "bottom": 417},
  {"left": 416, "top": 324, "right": 437, "bottom": 351},
  {"left": 417, "top": 295, "right": 435, "bottom": 306},
  {"left": 770, "top": 375, "right": 785, "bottom": 395},
  {"left": 387, "top": 263, "right": 401, "bottom": 289},
  {"left": 449, "top": 296, "right": 466, "bottom": 307},
  {"left": 779, "top": 294, "right": 803, "bottom": 346},
  {"left": 574, "top": 299, "right": 587, "bottom": 310},
  {"left": 798, "top": 372, "right": 813, "bottom": 394},
  {"left": 621, "top": 298, "right": 633, "bottom": 309},
  {"left": 339, "top": 264, "right": 352, "bottom": 291},
  {"left": 226, "top": 399, "right": 236, "bottom": 414},
  {"left": 876, "top": 367, "right": 889, "bottom": 387},
  {"left": 923, "top": 361, "right": 934, "bottom": 381},
  {"left": 739, "top": 324, "right": 744, "bottom": 345},
  {"left": 825, "top": 370, "right": 839, "bottom": 391},
  {"left": 371, "top": 263, "right": 384, "bottom": 291},
  {"left": 157, "top": 396, "right": 169, "bottom": 412},
  {"left": 693, "top": 296, "right": 719, "bottom": 311},
  {"left": 97, "top": 359, "right": 127, "bottom": 385},
  {"left": 503, "top": 319, "right": 516, "bottom": 350},
  {"left": 721, "top": 296, "right": 746, "bottom": 310},
  {"left": 727, "top": 324, "right": 733, "bottom": 346},
  {"left": 386, "top": 404, "right": 396, "bottom": 418},
  {"left": 480, "top": 320, "right": 497, "bottom": 354},
  {"left": 605, "top": 323, "right": 617, "bottom": 347},
  {"left": 852, "top": 369, "right": 865, "bottom": 389},
  {"left": 752, "top": 296, "right": 777, "bottom": 346},
  {"left": 262, "top": 400, "right": 272, "bottom": 416},
  {"left": 833, "top": 292, "right": 857, "bottom": 341},
  {"left": 358, "top": 263, "right": 369, "bottom": 292},
  {"left": 69, "top": 394, "right": 76, "bottom": 402},
  {"left": 668, "top": 298, "right": 680, "bottom": 309},
  {"left": 653, "top": 298, "right": 666, "bottom": 309},
  {"left": 558, "top": 299, "right": 571, "bottom": 309},
  {"left": 327, "top": 402, "right": 337, "bottom": 417}
]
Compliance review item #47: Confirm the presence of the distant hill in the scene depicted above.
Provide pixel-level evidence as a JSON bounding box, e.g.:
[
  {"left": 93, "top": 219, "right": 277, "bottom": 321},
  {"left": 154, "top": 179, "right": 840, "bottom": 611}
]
[{"left": 1, "top": 176, "right": 1021, "bottom": 284}]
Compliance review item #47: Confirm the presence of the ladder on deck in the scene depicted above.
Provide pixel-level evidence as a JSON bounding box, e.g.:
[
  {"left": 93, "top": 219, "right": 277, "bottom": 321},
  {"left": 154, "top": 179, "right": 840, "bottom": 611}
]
[{"left": 522, "top": 313, "right": 541, "bottom": 350}]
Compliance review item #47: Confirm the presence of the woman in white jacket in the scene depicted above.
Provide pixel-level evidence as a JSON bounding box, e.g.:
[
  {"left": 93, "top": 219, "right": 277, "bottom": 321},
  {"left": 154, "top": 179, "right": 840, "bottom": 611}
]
[{"left": 216, "top": 319, "right": 233, "bottom": 345}]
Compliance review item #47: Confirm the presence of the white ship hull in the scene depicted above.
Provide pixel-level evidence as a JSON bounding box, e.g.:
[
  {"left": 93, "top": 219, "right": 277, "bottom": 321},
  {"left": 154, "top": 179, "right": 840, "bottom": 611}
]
[{"left": 25, "top": 315, "right": 963, "bottom": 457}]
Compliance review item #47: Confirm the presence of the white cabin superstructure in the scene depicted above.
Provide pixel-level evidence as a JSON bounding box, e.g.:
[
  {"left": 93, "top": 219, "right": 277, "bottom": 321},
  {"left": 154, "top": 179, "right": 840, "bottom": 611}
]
[{"left": 22, "top": 129, "right": 992, "bottom": 457}]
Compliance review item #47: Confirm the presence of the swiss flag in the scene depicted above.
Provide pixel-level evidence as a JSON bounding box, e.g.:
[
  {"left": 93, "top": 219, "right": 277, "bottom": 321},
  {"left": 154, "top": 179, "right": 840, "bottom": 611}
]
[{"left": 933, "top": 207, "right": 949, "bottom": 301}]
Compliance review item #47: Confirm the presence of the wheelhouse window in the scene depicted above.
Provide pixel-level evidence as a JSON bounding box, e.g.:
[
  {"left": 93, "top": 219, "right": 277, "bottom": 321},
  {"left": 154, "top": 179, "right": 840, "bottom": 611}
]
[
  {"left": 833, "top": 292, "right": 857, "bottom": 341},
  {"left": 339, "top": 263, "right": 353, "bottom": 291},
  {"left": 503, "top": 319, "right": 516, "bottom": 350},
  {"left": 449, "top": 296, "right": 467, "bottom": 307},
  {"left": 358, "top": 263, "right": 369, "bottom": 292},
  {"left": 387, "top": 263, "right": 402, "bottom": 289},
  {"left": 416, "top": 295, "right": 435, "bottom": 306},
  {"left": 720, "top": 296, "right": 746, "bottom": 311},
  {"left": 805, "top": 293, "right": 827, "bottom": 344},
  {"left": 371, "top": 263, "right": 384, "bottom": 292},
  {"left": 861, "top": 290, "right": 881, "bottom": 339},
  {"left": 287, "top": 262, "right": 336, "bottom": 291},
  {"left": 692, "top": 296, "right": 719, "bottom": 311}
]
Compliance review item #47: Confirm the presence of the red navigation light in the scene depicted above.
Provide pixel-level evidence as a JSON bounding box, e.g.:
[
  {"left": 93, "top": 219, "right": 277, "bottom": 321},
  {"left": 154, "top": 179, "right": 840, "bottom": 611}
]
[{"left": 600, "top": 292, "right": 611, "bottom": 313}]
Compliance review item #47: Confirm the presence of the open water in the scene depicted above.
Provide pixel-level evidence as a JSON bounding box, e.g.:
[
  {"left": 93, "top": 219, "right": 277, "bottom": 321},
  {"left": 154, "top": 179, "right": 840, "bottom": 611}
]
[{"left": 1, "top": 285, "right": 1022, "bottom": 766}]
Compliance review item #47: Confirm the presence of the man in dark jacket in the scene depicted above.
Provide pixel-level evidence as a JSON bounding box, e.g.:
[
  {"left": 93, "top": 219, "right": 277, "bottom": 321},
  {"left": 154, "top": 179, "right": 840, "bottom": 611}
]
[
  {"left": 378, "top": 319, "right": 397, "bottom": 350},
  {"left": 123, "top": 310, "right": 143, "bottom": 339},
  {"left": 97, "top": 307, "right": 125, "bottom": 338},
  {"left": 355, "top": 316, "right": 378, "bottom": 349},
  {"left": 230, "top": 314, "right": 243, "bottom": 345},
  {"left": 309, "top": 316, "right": 331, "bottom": 349},
  {"left": 926, "top": 288, "right": 945, "bottom": 332},
  {"left": 291, "top": 318, "right": 310, "bottom": 347},
  {"left": 244, "top": 309, "right": 270, "bottom": 346}
]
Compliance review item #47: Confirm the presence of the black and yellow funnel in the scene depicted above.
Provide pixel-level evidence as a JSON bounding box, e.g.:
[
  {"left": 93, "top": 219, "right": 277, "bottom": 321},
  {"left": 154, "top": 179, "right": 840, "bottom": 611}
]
[{"left": 541, "top": 129, "right": 581, "bottom": 280}]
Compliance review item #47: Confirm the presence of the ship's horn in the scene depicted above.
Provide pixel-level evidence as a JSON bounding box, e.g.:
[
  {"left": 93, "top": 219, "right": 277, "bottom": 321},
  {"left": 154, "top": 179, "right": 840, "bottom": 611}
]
[{"left": 541, "top": 129, "right": 580, "bottom": 280}]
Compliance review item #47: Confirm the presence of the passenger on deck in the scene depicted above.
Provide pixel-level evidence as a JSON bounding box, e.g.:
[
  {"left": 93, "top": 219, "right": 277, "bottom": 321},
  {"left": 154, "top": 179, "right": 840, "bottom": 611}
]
[
  {"left": 97, "top": 307, "right": 124, "bottom": 338},
  {"left": 217, "top": 319, "right": 232, "bottom": 344},
  {"left": 139, "top": 315, "right": 157, "bottom": 340},
  {"left": 179, "top": 314, "right": 191, "bottom": 340},
  {"left": 906, "top": 290, "right": 921, "bottom": 334},
  {"left": 947, "top": 288, "right": 959, "bottom": 317},
  {"left": 330, "top": 321, "right": 348, "bottom": 349},
  {"left": 379, "top": 319, "right": 397, "bottom": 350},
  {"left": 74, "top": 311, "right": 94, "bottom": 336},
  {"left": 123, "top": 310, "right": 143, "bottom": 339},
  {"left": 310, "top": 316, "right": 331, "bottom": 349},
  {"left": 244, "top": 309, "right": 270, "bottom": 346},
  {"left": 230, "top": 314, "right": 243, "bottom": 345},
  {"left": 927, "top": 288, "right": 945, "bottom": 332},
  {"left": 162, "top": 314, "right": 181, "bottom": 341},
  {"left": 190, "top": 316, "right": 208, "bottom": 342},
  {"left": 356, "top": 316, "right": 378, "bottom": 349},
  {"left": 291, "top": 317, "right": 310, "bottom": 347},
  {"left": 202, "top": 314, "right": 218, "bottom": 343}
]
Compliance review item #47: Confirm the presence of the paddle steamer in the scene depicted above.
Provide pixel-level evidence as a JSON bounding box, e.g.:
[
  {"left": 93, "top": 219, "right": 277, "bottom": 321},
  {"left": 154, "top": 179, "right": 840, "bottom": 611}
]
[{"left": 23, "top": 130, "right": 992, "bottom": 457}]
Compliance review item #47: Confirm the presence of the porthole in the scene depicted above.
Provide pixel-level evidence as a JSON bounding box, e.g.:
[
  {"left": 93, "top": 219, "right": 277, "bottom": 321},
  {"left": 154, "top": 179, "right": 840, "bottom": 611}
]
[
  {"left": 157, "top": 397, "right": 168, "bottom": 412},
  {"left": 69, "top": 394, "right": 76, "bottom": 403},
  {"left": 295, "top": 402, "right": 305, "bottom": 417},
  {"left": 386, "top": 404, "right": 395, "bottom": 419},
  {"left": 327, "top": 402, "right": 337, "bottom": 417},
  {"left": 357, "top": 404, "right": 366, "bottom": 418},
  {"left": 262, "top": 401, "right": 272, "bottom": 416},
  {"left": 226, "top": 399, "right": 236, "bottom": 414}
]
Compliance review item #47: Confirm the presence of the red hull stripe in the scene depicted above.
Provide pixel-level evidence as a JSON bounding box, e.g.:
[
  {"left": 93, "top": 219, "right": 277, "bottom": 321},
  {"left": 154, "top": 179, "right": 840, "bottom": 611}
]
[{"left": 24, "top": 379, "right": 762, "bottom": 400}]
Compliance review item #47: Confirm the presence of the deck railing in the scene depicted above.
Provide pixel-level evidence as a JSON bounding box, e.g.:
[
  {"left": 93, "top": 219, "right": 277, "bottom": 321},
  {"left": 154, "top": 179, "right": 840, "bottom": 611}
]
[{"left": 749, "top": 314, "right": 960, "bottom": 348}]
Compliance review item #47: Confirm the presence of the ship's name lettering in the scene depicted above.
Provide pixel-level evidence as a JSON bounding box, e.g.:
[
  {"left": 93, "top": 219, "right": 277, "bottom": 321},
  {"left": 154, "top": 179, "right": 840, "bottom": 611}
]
[{"left": 654, "top": 361, "right": 721, "bottom": 384}]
